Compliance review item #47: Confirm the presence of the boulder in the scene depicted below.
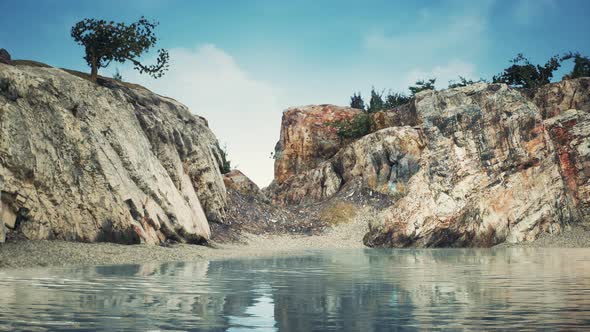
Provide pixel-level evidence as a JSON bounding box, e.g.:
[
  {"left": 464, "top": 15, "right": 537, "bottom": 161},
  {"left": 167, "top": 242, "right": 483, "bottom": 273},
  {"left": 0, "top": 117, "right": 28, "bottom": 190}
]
[{"left": 0, "top": 64, "right": 227, "bottom": 244}]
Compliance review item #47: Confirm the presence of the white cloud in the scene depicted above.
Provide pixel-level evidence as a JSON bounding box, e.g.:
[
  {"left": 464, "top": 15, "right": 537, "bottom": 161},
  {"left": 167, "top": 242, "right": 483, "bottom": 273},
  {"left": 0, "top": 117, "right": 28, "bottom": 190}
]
[
  {"left": 405, "top": 60, "right": 478, "bottom": 90},
  {"left": 118, "top": 44, "right": 281, "bottom": 187}
]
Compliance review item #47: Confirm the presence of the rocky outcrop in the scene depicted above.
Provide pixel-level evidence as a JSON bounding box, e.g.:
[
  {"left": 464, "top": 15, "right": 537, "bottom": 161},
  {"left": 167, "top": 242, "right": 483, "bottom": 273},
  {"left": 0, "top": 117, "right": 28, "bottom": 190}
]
[
  {"left": 365, "top": 83, "right": 573, "bottom": 247},
  {"left": 545, "top": 109, "right": 590, "bottom": 220},
  {"left": 269, "top": 79, "right": 590, "bottom": 247},
  {"left": 223, "top": 170, "right": 265, "bottom": 199},
  {"left": 0, "top": 63, "right": 227, "bottom": 244},
  {"left": 266, "top": 127, "right": 424, "bottom": 205},
  {"left": 532, "top": 77, "right": 590, "bottom": 118},
  {"left": 273, "top": 105, "right": 362, "bottom": 184}
]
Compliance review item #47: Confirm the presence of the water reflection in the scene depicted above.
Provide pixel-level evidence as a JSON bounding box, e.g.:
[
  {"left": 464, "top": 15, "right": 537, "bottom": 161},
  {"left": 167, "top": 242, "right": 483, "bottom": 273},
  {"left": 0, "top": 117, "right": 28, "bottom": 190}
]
[{"left": 0, "top": 248, "right": 589, "bottom": 331}]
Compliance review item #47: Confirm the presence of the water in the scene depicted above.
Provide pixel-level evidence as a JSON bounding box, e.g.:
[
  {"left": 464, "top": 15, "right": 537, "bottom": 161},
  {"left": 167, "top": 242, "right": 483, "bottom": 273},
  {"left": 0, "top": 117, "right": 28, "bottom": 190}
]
[{"left": 1, "top": 248, "right": 590, "bottom": 331}]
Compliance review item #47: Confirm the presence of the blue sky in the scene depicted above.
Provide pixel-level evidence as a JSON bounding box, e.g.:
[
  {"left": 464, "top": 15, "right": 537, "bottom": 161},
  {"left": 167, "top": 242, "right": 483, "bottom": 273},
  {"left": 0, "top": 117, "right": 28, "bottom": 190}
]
[{"left": 1, "top": 0, "right": 589, "bottom": 185}]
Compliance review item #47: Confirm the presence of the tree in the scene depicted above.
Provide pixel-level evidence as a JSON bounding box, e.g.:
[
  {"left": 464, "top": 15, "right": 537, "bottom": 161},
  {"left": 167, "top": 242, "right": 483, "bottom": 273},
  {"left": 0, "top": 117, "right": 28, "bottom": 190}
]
[
  {"left": 384, "top": 91, "right": 410, "bottom": 109},
  {"left": 71, "top": 17, "right": 169, "bottom": 82},
  {"left": 367, "top": 87, "right": 385, "bottom": 113},
  {"left": 409, "top": 78, "right": 436, "bottom": 96},
  {"left": 561, "top": 52, "right": 590, "bottom": 79},
  {"left": 350, "top": 92, "right": 365, "bottom": 110},
  {"left": 492, "top": 53, "right": 561, "bottom": 89}
]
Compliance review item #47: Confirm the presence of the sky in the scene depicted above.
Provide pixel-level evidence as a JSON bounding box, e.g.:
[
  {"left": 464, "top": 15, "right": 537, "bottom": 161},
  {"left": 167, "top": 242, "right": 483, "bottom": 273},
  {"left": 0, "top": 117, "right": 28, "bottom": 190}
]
[{"left": 1, "top": 0, "right": 589, "bottom": 186}]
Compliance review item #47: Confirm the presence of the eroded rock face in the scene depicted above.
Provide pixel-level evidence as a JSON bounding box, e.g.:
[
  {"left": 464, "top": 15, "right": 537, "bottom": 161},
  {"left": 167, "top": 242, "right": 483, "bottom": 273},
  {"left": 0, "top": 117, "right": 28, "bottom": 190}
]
[
  {"left": 223, "top": 170, "right": 265, "bottom": 199},
  {"left": 546, "top": 109, "right": 590, "bottom": 220},
  {"left": 269, "top": 81, "right": 590, "bottom": 247},
  {"left": 532, "top": 77, "right": 590, "bottom": 119},
  {"left": 0, "top": 63, "right": 226, "bottom": 244},
  {"left": 266, "top": 127, "right": 424, "bottom": 205},
  {"left": 273, "top": 105, "right": 362, "bottom": 184}
]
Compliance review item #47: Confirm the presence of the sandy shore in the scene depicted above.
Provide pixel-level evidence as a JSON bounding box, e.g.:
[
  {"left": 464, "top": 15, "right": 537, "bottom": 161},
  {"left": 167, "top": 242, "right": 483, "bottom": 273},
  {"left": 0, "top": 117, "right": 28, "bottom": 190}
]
[
  {"left": 2, "top": 216, "right": 589, "bottom": 270},
  {"left": 0, "top": 209, "right": 371, "bottom": 270}
]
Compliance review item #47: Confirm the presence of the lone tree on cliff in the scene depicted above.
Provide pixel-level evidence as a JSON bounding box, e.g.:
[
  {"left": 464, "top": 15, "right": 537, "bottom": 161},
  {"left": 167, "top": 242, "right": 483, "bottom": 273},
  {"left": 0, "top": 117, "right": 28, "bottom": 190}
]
[{"left": 71, "top": 17, "right": 169, "bottom": 82}]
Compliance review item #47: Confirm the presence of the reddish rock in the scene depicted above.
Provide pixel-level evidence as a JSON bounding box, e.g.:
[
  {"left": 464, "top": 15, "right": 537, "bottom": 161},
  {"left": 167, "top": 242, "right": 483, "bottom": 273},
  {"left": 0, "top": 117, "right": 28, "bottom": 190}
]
[
  {"left": 273, "top": 105, "right": 362, "bottom": 184},
  {"left": 545, "top": 109, "right": 590, "bottom": 220}
]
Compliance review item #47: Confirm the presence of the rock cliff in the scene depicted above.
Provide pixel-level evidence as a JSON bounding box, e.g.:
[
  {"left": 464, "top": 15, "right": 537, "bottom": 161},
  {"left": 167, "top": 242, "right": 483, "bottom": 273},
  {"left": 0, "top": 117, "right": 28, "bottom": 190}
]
[
  {"left": 268, "top": 79, "right": 590, "bottom": 247},
  {"left": 0, "top": 63, "right": 227, "bottom": 244}
]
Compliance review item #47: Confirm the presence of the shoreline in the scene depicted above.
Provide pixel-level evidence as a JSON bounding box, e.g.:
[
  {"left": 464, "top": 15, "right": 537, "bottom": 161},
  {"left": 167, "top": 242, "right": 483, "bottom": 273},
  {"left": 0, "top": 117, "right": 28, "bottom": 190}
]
[{"left": 1, "top": 221, "right": 589, "bottom": 271}]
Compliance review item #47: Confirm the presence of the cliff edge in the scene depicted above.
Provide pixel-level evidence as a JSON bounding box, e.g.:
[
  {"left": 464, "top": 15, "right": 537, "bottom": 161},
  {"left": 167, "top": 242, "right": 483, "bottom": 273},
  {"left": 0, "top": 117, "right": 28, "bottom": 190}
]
[{"left": 0, "top": 62, "right": 227, "bottom": 244}]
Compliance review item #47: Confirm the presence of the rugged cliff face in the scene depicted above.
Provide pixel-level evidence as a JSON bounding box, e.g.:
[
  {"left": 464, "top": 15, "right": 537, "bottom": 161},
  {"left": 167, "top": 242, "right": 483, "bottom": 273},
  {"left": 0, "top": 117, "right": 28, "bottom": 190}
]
[
  {"left": 0, "top": 63, "right": 227, "bottom": 244},
  {"left": 268, "top": 79, "right": 590, "bottom": 247}
]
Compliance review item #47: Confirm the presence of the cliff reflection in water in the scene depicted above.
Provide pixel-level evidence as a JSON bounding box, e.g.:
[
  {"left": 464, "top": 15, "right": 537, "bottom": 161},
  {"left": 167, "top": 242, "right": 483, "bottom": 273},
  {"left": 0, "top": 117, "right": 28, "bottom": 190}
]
[{"left": 1, "top": 248, "right": 590, "bottom": 331}]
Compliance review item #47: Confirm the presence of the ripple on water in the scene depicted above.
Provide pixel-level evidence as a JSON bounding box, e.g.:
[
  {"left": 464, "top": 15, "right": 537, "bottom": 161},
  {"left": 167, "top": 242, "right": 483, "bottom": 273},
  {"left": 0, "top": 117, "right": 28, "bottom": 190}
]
[{"left": 0, "top": 248, "right": 590, "bottom": 331}]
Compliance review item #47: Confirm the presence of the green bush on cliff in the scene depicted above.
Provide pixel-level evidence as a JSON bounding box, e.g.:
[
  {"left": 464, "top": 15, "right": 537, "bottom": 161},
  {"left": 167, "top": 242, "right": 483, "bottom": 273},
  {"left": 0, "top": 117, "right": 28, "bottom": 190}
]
[
  {"left": 384, "top": 91, "right": 410, "bottom": 108},
  {"left": 562, "top": 52, "right": 590, "bottom": 79},
  {"left": 218, "top": 143, "right": 231, "bottom": 174},
  {"left": 492, "top": 53, "right": 561, "bottom": 89},
  {"left": 349, "top": 92, "right": 365, "bottom": 110},
  {"left": 448, "top": 76, "right": 486, "bottom": 88},
  {"left": 329, "top": 112, "right": 373, "bottom": 140},
  {"left": 367, "top": 87, "right": 385, "bottom": 113},
  {"left": 409, "top": 78, "right": 436, "bottom": 95}
]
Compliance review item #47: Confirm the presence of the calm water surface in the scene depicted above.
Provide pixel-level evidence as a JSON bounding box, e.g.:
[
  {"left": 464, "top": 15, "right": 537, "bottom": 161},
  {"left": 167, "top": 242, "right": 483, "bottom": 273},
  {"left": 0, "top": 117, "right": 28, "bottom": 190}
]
[{"left": 1, "top": 248, "right": 590, "bottom": 331}]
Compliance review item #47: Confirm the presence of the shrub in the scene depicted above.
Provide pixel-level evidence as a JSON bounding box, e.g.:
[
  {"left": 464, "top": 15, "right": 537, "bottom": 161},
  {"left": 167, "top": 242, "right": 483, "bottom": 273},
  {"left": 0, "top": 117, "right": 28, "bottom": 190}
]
[
  {"left": 448, "top": 76, "right": 485, "bottom": 88},
  {"left": 218, "top": 143, "right": 231, "bottom": 174},
  {"left": 329, "top": 112, "right": 373, "bottom": 140},
  {"left": 367, "top": 87, "right": 385, "bottom": 113},
  {"left": 112, "top": 68, "right": 123, "bottom": 81},
  {"left": 384, "top": 91, "right": 410, "bottom": 108},
  {"left": 349, "top": 92, "right": 365, "bottom": 110},
  {"left": 562, "top": 52, "right": 590, "bottom": 79},
  {"left": 409, "top": 78, "right": 436, "bottom": 95}
]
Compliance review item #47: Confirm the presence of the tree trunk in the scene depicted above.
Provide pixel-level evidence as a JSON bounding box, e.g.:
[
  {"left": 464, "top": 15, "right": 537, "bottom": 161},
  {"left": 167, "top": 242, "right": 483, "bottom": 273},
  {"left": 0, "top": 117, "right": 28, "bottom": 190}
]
[{"left": 90, "top": 55, "right": 98, "bottom": 83}]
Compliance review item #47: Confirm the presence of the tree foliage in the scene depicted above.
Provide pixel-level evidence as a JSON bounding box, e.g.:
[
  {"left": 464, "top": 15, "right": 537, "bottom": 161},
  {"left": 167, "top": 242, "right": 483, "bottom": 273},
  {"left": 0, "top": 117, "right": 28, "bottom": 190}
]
[
  {"left": 409, "top": 78, "right": 436, "bottom": 95},
  {"left": 562, "top": 52, "right": 590, "bottom": 79},
  {"left": 384, "top": 91, "right": 410, "bottom": 108},
  {"left": 329, "top": 113, "right": 373, "bottom": 140},
  {"left": 218, "top": 143, "right": 231, "bottom": 174},
  {"left": 349, "top": 92, "right": 365, "bottom": 110},
  {"left": 492, "top": 53, "right": 561, "bottom": 89},
  {"left": 367, "top": 87, "right": 385, "bottom": 113},
  {"left": 71, "top": 17, "right": 169, "bottom": 82},
  {"left": 448, "top": 76, "right": 485, "bottom": 89}
]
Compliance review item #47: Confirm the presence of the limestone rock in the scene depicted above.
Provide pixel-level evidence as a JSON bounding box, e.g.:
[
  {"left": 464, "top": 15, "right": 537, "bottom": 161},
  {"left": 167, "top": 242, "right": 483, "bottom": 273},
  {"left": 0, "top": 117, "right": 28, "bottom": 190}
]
[
  {"left": 273, "top": 105, "right": 362, "bottom": 184},
  {"left": 363, "top": 83, "right": 573, "bottom": 247},
  {"left": 266, "top": 126, "right": 424, "bottom": 205},
  {"left": 0, "top": 63, "right": 227, "bottom": 244},
  {"left": 532, "top": 77, "right": 590, "bottom": 118},
  {"left": 223, "top": 169, "right": 265, "bottom": 199},
  {"left": 545, "top": 109, "right": 590, "bottom": 220}
]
